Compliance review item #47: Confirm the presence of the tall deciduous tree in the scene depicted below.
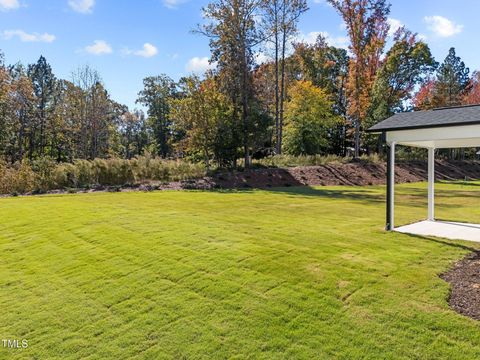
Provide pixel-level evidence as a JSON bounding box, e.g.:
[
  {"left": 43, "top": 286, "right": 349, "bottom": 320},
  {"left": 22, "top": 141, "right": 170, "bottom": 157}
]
[
  {"left": 292, "top": 35, "right": 349, "bottom": 154},
  {"left": 284, "top": 80, "right": 341, "bottom": 155},
  {"left": 371, "top": 29, "right": 436, "bottom": 114},
  {"left": 261, "top": 0, "right": 307, "bottom": 155},
  {"left": 8, "top": 65, "right": 36, "bottom": 161},
  {"left": 413, "top": 78, "right": 436, "bottom": 110},
  {"left": 200, "top": 0, "right": 262, "bottom": 167},
  {"left": 0, "top": 53, "right": 11, "bottom": 160},
  {"left": 366, "top": 28, "right": 437, "bottom": 131},
  {"left": 293, "top": 36, "right": 349, "bottom": 105},
  {"left": 137, "top": 75, "right": 176, "bottom": 158},
  {"left": 49, "top": 79, "right": 75, "bottom": 161},
  {"left": 171, "top": 75, "right": 233, "bottom": 168},
  {"left": 72, "top": 65, "right": 117, "bottom": 159},
  {"left": 328, "top": 0, "right": 390, "bottom": 158},
  {"left": 464, "top": 71, "right": 480, "bottom": 105},
  {"left": 118, "top": 110, "right": 150, "bottom": 159},
  {"left": 366, "top": 29, "right": 436, "bottom": 151}
]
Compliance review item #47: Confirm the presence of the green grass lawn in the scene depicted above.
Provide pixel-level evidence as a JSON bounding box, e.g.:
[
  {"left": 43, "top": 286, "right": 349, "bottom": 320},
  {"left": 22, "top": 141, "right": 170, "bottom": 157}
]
[{"left": 1, "top": 182, "right": 480, "bottom": 359}]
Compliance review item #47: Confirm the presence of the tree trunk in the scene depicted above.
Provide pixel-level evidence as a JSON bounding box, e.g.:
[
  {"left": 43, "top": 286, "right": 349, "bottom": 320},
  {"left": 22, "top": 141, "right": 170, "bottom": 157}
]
[
  {"left": 204, "top": 147, "right": 210, "bottom": 171},
  {"left": 28, "top": 122, "right": 35, "bottom": 160},
  {"left": 240, "top": 32, "right": 250, "bottom": 168},
  {"left": 39, "top": 101, "right": 46, "bottom": 156},
  {"left": 279, "top": 25, "right": 287, "bottom": 156},
  {"left": 274, "top": 3, "right": 280, "bottom": 155},
  {"left": 242, "top": 75, "right": 250, "bottom": 168},
  {"left": 354, "top": 116, "right": 360, "bottom": 158},
  {"left": 18, "top": 117, "right": 24, "bottom": 162}
]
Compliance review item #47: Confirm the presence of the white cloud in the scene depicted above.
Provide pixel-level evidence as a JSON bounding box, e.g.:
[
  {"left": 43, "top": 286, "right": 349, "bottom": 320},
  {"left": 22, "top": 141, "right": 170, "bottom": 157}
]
[
  {"left": 134, "top": 43, "right": 158, "bottom": 58},
  {"left": 186, "top": 56, "right": 216, "bottom": 73},
  {"left": 69, "top": 0, "right": 95, "bottom": 14},
  {"left": 298, "top": 31, "right": 349, "bottom": 49},
  {"left": 85, "top": 40, "right": 112, "bottom": 55},
  {"left": 163, "top": 0, "right": 188, "bottom": 9},
  {"left": 3, "top": 29, "right": 56, "bottom": 43},
  {"left": 387, "top": 18, "right": 403, "bottom": 37},
  {"left": 424, "top": 15, "right": 463, "bottom": 38},
  {"left": 123, "top": 43, "right": 159, "bottom": 58},
  {"left": 0, "top": 0, "right": 19, "bottom": 11}
]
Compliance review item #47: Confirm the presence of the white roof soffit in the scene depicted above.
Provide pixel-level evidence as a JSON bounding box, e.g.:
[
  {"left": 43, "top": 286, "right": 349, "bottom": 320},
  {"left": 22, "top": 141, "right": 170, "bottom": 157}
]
[{"left": 386, "top": 124, "right": 480, "bottom": 149}]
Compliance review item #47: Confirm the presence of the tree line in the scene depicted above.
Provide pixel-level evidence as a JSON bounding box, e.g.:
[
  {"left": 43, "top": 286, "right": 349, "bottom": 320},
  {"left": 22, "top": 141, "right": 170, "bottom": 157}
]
[
  {"left": 0, "top": 57, "right": 141, "bottom": 163},
  {"left": 1, "top": 0, "right": 480, "bottom": 169}
]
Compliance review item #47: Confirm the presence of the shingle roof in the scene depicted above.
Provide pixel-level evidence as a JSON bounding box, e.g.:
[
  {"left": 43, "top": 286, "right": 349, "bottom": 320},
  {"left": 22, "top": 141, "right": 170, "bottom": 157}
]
[{"left": 367, "top": 104, "right": 480, "bottom": 132}]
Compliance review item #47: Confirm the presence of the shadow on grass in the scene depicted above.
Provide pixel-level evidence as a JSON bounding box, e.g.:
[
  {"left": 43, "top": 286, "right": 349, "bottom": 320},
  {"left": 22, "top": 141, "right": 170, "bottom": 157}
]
[
  {"left": 399, "top": 232, "right": 479, "bottom": 252},
  {"left": 210, "top": 181, "right": 479, "bottom": 212},
  {"left": 212, "top": 185, "right": 385, "bottom": 204},
  {"left": 437, "top": 181, "right": 480, "bottom": 189}
]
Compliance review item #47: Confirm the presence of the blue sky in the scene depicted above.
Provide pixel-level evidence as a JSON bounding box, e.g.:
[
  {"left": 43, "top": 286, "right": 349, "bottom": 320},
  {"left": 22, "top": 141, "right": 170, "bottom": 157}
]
[{"left": 0, "top": 0, "right": 479, "bottom": 110}]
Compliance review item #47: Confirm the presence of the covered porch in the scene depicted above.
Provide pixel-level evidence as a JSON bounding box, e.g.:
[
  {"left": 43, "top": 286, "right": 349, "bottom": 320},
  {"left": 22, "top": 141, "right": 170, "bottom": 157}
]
[{"left": 368, "top": 104, "right": 480, "bottom": 242}]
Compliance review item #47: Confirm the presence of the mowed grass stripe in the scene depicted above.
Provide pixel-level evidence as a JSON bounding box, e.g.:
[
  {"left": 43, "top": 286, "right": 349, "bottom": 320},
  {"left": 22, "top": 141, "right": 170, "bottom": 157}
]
[{"left": 0, "top": 183, "right": 479, "bottom": 359}]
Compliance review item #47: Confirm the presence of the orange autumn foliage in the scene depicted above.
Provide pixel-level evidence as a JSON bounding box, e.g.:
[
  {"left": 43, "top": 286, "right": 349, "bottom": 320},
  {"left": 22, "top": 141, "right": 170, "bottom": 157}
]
[
  {"left": 464, "top": 72, "right": 480, "bottom": 105},
  {"left": 328, "top": 0, "right": 390, "bottom": 155}
]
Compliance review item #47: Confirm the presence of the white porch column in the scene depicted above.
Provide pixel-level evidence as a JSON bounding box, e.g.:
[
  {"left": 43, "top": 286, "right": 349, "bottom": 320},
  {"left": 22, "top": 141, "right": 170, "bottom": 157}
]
[
  {"left": 428, "top": 147, "right": 435, "bottom": 221},
  {"left": 389, "top": 142, "right": 396, "bottom": 230}
]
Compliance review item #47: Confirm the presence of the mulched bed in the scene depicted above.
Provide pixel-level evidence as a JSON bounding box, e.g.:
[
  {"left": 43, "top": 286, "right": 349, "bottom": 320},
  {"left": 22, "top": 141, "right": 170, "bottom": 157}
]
[{"left": 441, "top": 251, "right": 480, "bottom": 321}]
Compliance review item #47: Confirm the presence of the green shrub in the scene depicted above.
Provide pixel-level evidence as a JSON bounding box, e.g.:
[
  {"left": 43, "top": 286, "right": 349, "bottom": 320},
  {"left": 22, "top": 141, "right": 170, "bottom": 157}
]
[
  {"left": 0, "top": 161, "right": 36, "bottom": 194},
  {"left": 0, "top": 154, "right": 388, "bottom": 195},
  {"left": 252, "top": 154, "right": 383, "bottom": 168},
  {"left": 0, "top": 156, "right": 207, "bottom": 195},
  {"left": 252, "top": 154, "right": 346, "bottom": 168},
  {"left": 53, "top": 163, "right": 78, "bottom": 188},
  {"left": 31, "top": 158, "right": 57, "bottom": 192},
  {"left": 75, "top": 160, "right": 95, "bottom": 188},
  {"left": 131, "top": 156, "right": 205, "bottom": 182},
  {"left": 91, "top": 158, "right": 135, "bottom": 186}
]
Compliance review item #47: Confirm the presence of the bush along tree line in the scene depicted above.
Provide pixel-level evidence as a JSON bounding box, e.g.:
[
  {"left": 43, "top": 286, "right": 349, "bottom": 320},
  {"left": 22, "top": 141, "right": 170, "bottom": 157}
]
[{"left": 1, "top": 0, "right": 480, "bottom": 194}]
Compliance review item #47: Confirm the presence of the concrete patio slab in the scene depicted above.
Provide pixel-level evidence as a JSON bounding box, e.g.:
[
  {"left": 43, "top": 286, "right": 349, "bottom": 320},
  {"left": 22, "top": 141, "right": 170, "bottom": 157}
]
[{"left": 395, "top": 220, "right": 480, "bottom": 242}]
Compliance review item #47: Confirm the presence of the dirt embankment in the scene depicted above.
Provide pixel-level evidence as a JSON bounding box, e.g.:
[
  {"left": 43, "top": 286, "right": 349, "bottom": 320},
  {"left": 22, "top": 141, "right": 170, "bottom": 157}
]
[
  {"left": 6, "top": 160, "right": 480, "bottom": 196},
  {"left": 202, "top": 160, "right": 480, "bottom": 189}
]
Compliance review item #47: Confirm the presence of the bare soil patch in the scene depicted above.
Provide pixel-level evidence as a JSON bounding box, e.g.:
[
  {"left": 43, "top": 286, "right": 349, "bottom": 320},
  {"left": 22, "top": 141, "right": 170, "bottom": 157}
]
[
  {"left": 208, "top": 160, "right": 480, "bottom": 189},
  {"left": 441, "top": 251, "right": 480, "bottom": 321}
]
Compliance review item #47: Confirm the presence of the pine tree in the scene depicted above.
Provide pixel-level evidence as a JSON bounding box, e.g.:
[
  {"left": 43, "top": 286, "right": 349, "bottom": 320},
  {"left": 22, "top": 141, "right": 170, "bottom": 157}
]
[
  {"left": 28, "top": 56, "right": 56, "bottom": 157},
  {"left": 434, "top": 47, "right": 471, "bottom": 107},
  {"left": 137, "top": 75, "right": 177, "bottom": 158}
]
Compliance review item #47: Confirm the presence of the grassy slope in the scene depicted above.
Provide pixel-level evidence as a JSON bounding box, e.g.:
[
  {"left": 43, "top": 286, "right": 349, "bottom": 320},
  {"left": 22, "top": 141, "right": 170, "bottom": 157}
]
[{"left": 0, "top": 182, "right": 479, "bottom": 359}]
